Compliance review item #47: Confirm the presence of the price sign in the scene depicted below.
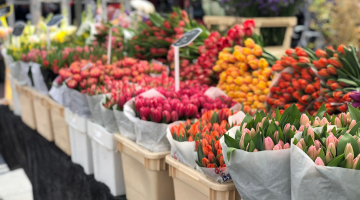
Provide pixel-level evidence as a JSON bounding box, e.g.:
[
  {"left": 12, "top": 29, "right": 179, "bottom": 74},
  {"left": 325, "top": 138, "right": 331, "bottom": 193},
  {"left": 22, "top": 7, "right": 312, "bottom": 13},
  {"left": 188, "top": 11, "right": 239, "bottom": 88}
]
[
  {"left": 12, "top": 21, "right": 25, "bottom": 37},
  {"left": 47, "top": 14, "right": 63, "bottom": 27},
  {"left": 173, "top": 28, "right": 203, "bottom": 48},
  {"left": 172, "top": 28, "right": 203, "bottom": 91},
  {"left": 0, "top": 4, "right": 12, "bottom": 18},
  {"left": 0, "top": 4, "right": 13, "bottom": 28}
]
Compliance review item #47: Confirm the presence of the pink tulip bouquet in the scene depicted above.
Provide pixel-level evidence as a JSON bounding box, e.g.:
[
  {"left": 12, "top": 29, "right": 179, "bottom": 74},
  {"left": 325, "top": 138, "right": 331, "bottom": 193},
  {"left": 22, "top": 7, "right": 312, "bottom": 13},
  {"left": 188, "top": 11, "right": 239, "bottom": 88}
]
[
  {"left": 291, "top": 104, "right": 360, "bottom": 199},
  {"left": 221, "top": 104, "right": 314, "bottom": 200}
]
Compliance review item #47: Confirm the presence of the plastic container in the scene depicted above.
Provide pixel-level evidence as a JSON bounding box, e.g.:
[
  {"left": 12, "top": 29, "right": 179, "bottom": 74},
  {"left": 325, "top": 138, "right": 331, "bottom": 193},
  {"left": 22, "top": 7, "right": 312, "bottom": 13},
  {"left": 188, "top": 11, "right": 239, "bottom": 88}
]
[
  {"left": 49, "top": 99, "right": 71, "bottom": 156},
  {"left": 65, "top": 108, "right": 93, "bottom": 174},
  {"left": 165, "top": 155, "right": 241, "bottom": 200},
  {"left": 16, "top": 85, "right": 36, "bottom": 130},
  {"left": 114, "top": 134, "right": 175, "bottom": 200},
  {"left": 32, "top": 88, "right": 54, "bottom": 141},
  {"left": 87, "top": 121, "right": 125, "bottom": 196},
  {"left": 8, "top": 73, "right": 21, "bottom": 116}
]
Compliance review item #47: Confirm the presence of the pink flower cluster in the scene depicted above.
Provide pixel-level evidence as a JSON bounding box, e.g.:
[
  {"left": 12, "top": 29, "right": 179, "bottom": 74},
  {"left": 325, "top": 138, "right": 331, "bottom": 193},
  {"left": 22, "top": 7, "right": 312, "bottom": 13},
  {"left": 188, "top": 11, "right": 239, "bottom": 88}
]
[{"left": 134, "top": 92, "right": 236, "bottom": 123}]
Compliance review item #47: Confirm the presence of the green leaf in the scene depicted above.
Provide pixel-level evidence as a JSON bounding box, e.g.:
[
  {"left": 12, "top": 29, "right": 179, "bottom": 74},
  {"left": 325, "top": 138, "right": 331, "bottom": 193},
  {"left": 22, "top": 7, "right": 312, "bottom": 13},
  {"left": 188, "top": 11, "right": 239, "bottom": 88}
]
[
  {"left": 306, "top": 135, "right": 315, "bottom": 147},
  {"left": 349, "top": 122, "right": 360, "bottom": 136},
  {"left": 248, "top": 141, "right": 256, "bottom": 152},
  {"left": 337, "top": 133, "right": 359, "bottom": 156},
  {"left": 252, "top": 132, "right": 263, "bottom": 151},
  {"left": 226, "top": 147, "right": 236, "bottom": 161},
  {"left": 197, "top": 139, "right": 204, "bottom": 164},
  {"left": 319, "top": 147, "right": 326, "bottom": 164},
  {"left": 278, "top": 127, "right": 284, "bottom": 142},
  {"left": 242, "top": 114, "right": 253, "bottom": 125},
  {"left": 224, "top": 134, "right": 240, "bottom": 149},
  {"left": 315, "top": 104, "right": 327, "bottom": 119},
  {"left": 348, "top": 104, "right": 360, "bottom": 122},
  {"left": 355, "top": 157, "right": 360, "bottom": 170},
  {"left": 326, "top": 48, "right": 334, "bottom": 57},
  {"left": 327, "top": 154, "right": 345, "bottom": 166},
  {"left": 275, "top": 108, "right": 281, "bottom": 122},
  {"left": 210, "top": 111, "right": 219, "bottom": 124},
  {"left": 293, "top": 137, "right": 298, "bottom": 145},
  {"left": 281, "top": 104, "right": 301, "bottom": 125},
  {"left": 254, "top": 112, "right": 263, "bottom": 128},
  {"left": 235, "top": 129, "right": 242, "bottom": 141},
  {"left": 244, "top": 134, "right": 252, "bottom": 150}
]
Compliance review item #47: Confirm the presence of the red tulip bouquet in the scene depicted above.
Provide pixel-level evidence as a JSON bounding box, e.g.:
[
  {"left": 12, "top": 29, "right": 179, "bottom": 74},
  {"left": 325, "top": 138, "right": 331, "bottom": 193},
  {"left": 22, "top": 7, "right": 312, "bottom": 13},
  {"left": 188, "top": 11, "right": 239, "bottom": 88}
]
[
  {"left": 103, "top": 81, "right": 149, "bottom": 140},
  {"left": 291, "top": 104, "right": 360, "bottom": 199},
  {"left": 268, "top": 47, "right": 321, "bottom": 114},
  {"left": 221, "top": 104, "right": 313, "bottom": 200}
]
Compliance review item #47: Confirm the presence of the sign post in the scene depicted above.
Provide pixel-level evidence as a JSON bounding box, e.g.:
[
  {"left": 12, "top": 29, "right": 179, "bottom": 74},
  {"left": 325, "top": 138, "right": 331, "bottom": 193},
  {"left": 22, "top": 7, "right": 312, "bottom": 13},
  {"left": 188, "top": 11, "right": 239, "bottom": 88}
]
[
  {"left": 12, "top": 21, "right": 26, "bottom": 48},
  {"left": 46, "top": 14, "right": 63, "bottom": 50},
  {"left": 0, "top": 4, "right": 13, "bottom": 28},
  {"left": 172, "top": 28, "right": 203, "bottom": 91}
]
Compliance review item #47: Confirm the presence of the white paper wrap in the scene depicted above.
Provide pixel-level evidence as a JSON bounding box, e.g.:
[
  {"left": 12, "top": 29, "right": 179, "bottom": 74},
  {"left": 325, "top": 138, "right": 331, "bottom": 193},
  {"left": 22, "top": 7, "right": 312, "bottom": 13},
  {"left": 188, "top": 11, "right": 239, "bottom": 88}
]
[
  {"left": 30, "top": 62, "right": 49, "bottom": 95},
  {"left": 68, "top": 87, "right": 91, "bottom": 118},
  {"left": 113, "top": 105, "right": 136, "bottom": 141},
  {"left": 100, "top": 94, "right": 119, "bottom": 133},
  {"left": 61, "top": 85, "right": 72, "bottom": 108},
  {"left": 197, "top": 166, "right": 232, "bottom": 183},
  {"left": 49, "top": 77, "right": 66, "bottom": 105},
  {"left": 166, "top": 121, "right": 196, "bottom": 167},
  {"left": 86, "top": 94, "right": 106, "bottom": 126},
  {"left": 19, "top": 61, "right": 32, "bottom": 86},
  {"left": 291, "top": 133, "right": 360, "bottom": 200},
  {"left": 124, "top": 89, "right": 171, "bottom": 152},
  {"left": 221, "top": 126, "right": 291, "bottom": 200}
]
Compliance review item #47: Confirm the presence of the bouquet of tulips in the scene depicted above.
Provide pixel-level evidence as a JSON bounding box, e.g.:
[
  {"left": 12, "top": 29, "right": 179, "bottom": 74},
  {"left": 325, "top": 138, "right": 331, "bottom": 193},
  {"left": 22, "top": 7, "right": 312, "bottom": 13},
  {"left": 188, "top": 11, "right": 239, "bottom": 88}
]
[
  {"left": 216, "top": 38, "right": 273, "bottom": 112},
  {"left": 167, "top": 108, "right": 238, "bottom": 167},
  {"left": 291, "top": 104, "right": 360, "bottom": 199},
  {"left": 312, "top": 45, "right": 360, "bottom": 114},
  {"left": 221, "top": 104, "right": 319, "bottom": 200},
  {"left": 269, "top": 47, "right": 321, "bottom": 114},
  {"left": 167, "top": 108, "right": 242, "bottom": 182}
]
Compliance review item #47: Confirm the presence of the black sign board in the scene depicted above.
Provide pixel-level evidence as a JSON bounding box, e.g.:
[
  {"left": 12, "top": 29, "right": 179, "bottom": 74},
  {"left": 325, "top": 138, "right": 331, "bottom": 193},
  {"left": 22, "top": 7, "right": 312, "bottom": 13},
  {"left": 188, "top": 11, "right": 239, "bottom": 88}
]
[
  {"left": 12, "top": 22, "right": 25, "bottom": 36},
  {"left": 47, "top": 14, "right": 63, "bottom": 27},
  {"left": 173, "top": 28, "right": 203, "bottom": 48},
  {"left": 0, "top": 4, "right": 12, "bottom": 18}
]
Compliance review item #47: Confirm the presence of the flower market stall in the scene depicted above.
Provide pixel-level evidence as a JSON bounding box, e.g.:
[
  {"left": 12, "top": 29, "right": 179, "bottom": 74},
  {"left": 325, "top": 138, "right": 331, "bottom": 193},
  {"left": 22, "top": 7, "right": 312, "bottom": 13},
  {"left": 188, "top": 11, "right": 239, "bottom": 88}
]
[{"left": 1, "top": 2, "right": 360, "bottom": 200}]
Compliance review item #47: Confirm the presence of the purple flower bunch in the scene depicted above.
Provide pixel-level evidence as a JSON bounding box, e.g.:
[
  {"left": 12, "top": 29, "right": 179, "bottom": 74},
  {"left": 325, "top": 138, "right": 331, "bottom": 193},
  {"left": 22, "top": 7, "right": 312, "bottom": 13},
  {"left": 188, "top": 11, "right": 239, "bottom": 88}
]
[{"left": 220, "top": 0, "right": 306, "bottom": 17}]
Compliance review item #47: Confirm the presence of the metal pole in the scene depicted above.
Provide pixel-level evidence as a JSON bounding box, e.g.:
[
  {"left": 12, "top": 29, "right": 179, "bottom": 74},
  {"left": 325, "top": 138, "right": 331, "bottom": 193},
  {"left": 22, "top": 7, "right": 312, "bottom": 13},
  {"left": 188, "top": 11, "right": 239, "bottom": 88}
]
[{"left": 75, "top": 0, "right": 82, "bottom": 26}]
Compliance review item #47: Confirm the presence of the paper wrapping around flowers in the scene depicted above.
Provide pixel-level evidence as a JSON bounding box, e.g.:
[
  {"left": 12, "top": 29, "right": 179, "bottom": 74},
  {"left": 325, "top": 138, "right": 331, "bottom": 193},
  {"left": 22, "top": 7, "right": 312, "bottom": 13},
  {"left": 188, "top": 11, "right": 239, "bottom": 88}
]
[
  {"left": 221, "top": 126, "right": 291, "bottom": 200},
  {"left": 100, "top": 94, "right": 119, "bottom": 133},
  {"left": 113, "top": 105, "right": 136, "bottom": 141},
  {"left": 124, "top": 89, "right": 172, "bottom": 152},
  {"left": 197, "top": 166, "right": 232, "bottom": 183},
  {"left": 67, "top": 87, "right": 91, "bottom": 118},
  {"left": 166, "top": 121, "right": 196, "bottom": 168},
  {"left": 30, "top": 62, "right": 49, "bottom": 95},
  {"left": 86, "top": 94, "right": 106, "bottom": 126},
  {"left": 19, "top": 61, "right": 33, "bottom": 86},
  {"left": 49, "top": 77, "right": 67, "bottom": 105},
  {"left": 291, "top": 133, "right": 360, "bottom": 199},
  {"left": 61, "top": 85, "right": 72, "bottom": 108}
]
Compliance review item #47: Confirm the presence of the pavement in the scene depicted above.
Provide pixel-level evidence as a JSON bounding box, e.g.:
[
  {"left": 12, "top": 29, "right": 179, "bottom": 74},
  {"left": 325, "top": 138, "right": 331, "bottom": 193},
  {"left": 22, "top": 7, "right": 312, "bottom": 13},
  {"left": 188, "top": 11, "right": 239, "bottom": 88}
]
[{"left": 0, "top": 154, "right": 33, "bottom": 200}]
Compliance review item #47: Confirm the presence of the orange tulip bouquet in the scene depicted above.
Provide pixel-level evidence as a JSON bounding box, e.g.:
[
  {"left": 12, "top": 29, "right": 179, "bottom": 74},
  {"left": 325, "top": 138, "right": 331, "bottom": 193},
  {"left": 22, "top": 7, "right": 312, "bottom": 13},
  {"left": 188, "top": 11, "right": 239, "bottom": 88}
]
[
  {"left": 167, "top": 108, "right": 243, "bottom": 182},
  {"left": 268, "top": 47, "right": 321, "bottom": 114}
]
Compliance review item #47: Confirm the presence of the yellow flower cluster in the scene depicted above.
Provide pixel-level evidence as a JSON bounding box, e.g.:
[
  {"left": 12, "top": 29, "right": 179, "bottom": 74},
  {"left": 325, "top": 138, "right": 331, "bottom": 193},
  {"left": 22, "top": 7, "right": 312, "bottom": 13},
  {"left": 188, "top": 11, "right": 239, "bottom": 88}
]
[{"left": 215, "top": 38, "right": 272, "bottom": 110}]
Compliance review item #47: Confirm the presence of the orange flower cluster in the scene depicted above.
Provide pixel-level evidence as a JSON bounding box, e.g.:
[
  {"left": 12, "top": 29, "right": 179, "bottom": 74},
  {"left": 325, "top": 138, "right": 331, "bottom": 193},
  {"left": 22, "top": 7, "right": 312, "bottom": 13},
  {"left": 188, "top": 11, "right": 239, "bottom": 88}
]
[
  {"left": 215, "top": 38, "right": 271, "bottom": 111},
  {"left": 268, "top": 48, "right": 320, "bottom": 113},
  {"left": 313, "top": 45, "right": 357, "bottom": 114},
  {"left": 170, "top": 109, "right": 235, "bottom": 168}
]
